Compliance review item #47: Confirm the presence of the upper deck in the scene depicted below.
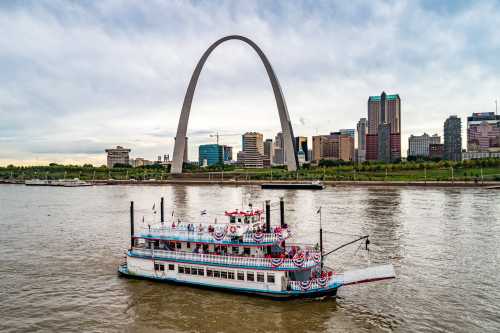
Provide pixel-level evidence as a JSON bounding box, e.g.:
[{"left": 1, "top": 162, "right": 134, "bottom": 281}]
[{"left": 136, "top": 224, "right": 290, "bottom": 246}]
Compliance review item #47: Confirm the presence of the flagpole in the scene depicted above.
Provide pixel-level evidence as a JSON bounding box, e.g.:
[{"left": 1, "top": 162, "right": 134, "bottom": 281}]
[{"left": 319, "top": 207, "right": 323, "bottom": 271}]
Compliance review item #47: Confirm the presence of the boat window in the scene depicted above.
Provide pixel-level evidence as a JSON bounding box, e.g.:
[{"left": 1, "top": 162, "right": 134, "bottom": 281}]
[
  {"left": 214, "top": 270, "right": 221, "bottom": 278},
  {"left": 185, "top": 267, "right": 191, "bottom": 274},
  {"left": 197, "top": 268, "right": 204, "bottom": 276},
  {"left": 237, "top": 272, "right": 245, "bottom": 281},
  {"left": 191, "top": 267, "right": 197, "bottom": 275},
  {"left": 257, "top": 273, "right": 265, "bottom": 283},
  {"left": 154, "top": 263, "right": 159, "bottom": 271},
  {"left": 178, "top": 266, "right": 185, "bottom": 274},
  {"left": 247, "top": 272, "right": 254, "bottom": 281},
  {"left": 207, "top": 269, "right": 213, "bottom": 277},
  {"left": 230, "top": 216, "right": 235, "bottom": 223},
  {"left": 176, "top": 242, "right": 181, "bottom": 249},
  {"left": 169, "top": 264, "right": 175, "bottom": 271},
  {"left": 267, "top": 274, "right": 275, "bottom": 283},
  {"left": 186, "top": 242, "right": 191, "bottom": 249},
  {"left": 159, "top": 264, "right": 165, "bottom": 272},
  {"left": 203, "top": 244, "right": 209, "bottom": 252},
  {"left": 221, "top": 271, "right": 228, "bottom": 279},
  {"left": 237, "top": 218, "right": 241, "bottom": 223},
  {"left": 243, "top": 247, "right": 250, "bottom": 255},
  {"left": 232, "top": 247, "right": 239, "bottom": 254},
  {"left": 228, "top": 271, "right": 235, "bottom": 279}
]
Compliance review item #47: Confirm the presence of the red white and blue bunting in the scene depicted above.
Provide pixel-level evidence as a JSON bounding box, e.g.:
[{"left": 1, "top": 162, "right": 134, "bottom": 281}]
[
  {"left": 271, "top": 257, "right": 284, "bottom": 267},
  {"left": 299, "top": 280, "right": 312, "bottom": 290},
  {"left": 317, "top": 277, "right": 328, "bottom": 288},
  {"left": 253, "top": 231, "right": 265, "bottom": 243},
  {"left": 212, "top": 230, "right": 226, "bottom": 241},
  {"left": 311, "top": 253, "right": 321, "bottom": 264},
  {"left": 292, "top": 254, "right": 305, "bottom": 267}
]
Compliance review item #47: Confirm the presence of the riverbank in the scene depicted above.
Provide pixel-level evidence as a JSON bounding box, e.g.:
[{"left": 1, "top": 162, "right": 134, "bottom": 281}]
[{"left": 2, "top": 178, "right": 499, "bottom": 188}]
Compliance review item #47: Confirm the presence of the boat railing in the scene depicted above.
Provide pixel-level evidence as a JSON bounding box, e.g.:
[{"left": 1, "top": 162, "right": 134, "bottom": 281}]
[
  {"left": 130, "top": 247, "right": 320, "bottom": 269},
  {"left": 288, "top": 275, "right": 337, "bottom": 291},
  {"left": 137, "top": 226, "right": 289, "bottom": 244}
]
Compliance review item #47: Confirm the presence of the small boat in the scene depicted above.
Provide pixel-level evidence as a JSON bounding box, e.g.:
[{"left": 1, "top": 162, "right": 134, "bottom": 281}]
[
  {"left": 118, "top": 198, "right": 395, "bottom": 300},
  {"left": 261, "top": 180, "right": 324, "bottom": 190},
  {"left": 25, "top": 178, "right": 92, "bottom": 187},
  {"left": 25, "top": 179, "right": 52, "bottom": 186}
]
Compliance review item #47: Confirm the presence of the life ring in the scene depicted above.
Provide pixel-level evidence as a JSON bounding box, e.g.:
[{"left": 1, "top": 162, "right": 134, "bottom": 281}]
[{"left": 229, "top": 225, "right": 237, "bottom": 234}]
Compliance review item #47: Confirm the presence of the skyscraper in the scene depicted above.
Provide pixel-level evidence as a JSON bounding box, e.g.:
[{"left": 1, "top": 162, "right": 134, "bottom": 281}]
[
  {"left": 273, "top": 132, "right": 286, "bottom": 165},
  {"left": 263, "top": 139, "right": 273, "bottom": 167},
  {"left": 295, "top": 136, "right": 308, "bottom": 161},
  {"left": 357, "top": 118, "right": 368, "bottom": 162},
  {"left": 312, "top": 132, "right": 354, "bottom": 162},
  {"left": 444, "top": 116, "right": 462, "bottom": 161},
  {"left": 223, "top": 145, "right": 233, "bottom": 162},
  {"left": 467, "top": 112, "right": 500, "bottom": 151},
  {"left": 237, "top": 132, "right": 265, "bottom": 168},
  {"left": 366, "top": 92, "right": 401, "bottom": 162}
]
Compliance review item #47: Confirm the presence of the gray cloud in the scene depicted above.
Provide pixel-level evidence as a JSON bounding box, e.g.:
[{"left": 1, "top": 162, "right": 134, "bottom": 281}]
[{"left": 1, "top": 0, "right": 500, "bottom": 164}]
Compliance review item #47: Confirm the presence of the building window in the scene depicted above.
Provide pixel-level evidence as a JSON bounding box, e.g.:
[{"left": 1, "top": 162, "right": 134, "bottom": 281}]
[
  {"left": 207, "top": 269, "right": 213, "bottom": 277},
  {"left": 237, "top": 272, "right": 245, "bottom": 281},
  {"left": 178, "top": 266, "right": 184, "bottom": 274},
  {"left": 168, "top": 264, "right": 175, "bottom": 271},
  {"left": 243, "top": 247, "right": 250, "bottom": 255},
  {"left": 154, "top": 263, "right": 159, "bottom": 271},
  {"left": 214, "top": 270, "right": 221, "bottom": 278},
  {"left": 176, "top": 242, "right": 181, "bottom": 249},
  {"left": 247, "top": 272, "right": 254, "bottom": 282},
  {"left": 228, "top": 271, "right": 235, "bottom": 280},
  {"left": 159, "top": 264, "right": 165, "bottom": 272},
  {"left": 267, "top": 274, "right": 275, "bottom": 283},
  {"left": 257, "top": 273, "right": 265, "bottom": 283},
  {"left": 185, "top": 267, "right": 191, "bottom": 274},
  {"left": 221, "top": 271, "right": 228, "bottom": 279}
]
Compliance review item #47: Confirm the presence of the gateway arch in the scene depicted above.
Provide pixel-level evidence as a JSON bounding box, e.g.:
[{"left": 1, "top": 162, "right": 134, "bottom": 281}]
[{"left": 171, "top": 35, "right": 298, "bottom": 174}]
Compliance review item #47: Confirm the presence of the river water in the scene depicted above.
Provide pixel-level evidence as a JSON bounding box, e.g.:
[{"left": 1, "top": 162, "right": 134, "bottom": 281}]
[{"left": 0, "top": 184, "right": 499, "bottom": 332}]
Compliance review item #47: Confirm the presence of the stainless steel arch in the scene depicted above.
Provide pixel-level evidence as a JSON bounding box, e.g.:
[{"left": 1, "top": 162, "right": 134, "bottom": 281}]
[{"left": 171, "top": 35, "right": 298, "bottom": 174}]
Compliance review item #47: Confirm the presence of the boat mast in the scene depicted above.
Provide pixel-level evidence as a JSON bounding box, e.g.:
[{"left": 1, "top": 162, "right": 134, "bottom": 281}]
[{"left": 319, "top": 206, "right": 323, "bottom": 271}]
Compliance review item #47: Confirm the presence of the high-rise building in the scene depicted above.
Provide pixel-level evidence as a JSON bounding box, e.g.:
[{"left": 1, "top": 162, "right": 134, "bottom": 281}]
[
  {"left": 105, "top": 146, "right": 131, "bottom": 168},
  {"left": 467, "top": 112, "right": 500, "bottom": 152},
  {"left": 366, "top": 134, "right": 378, "bottom": 161},
  {"left": 366, "top": 92, "right": 401, "bottom": 162},
  {"left": 444, "top": 115, "right": 462, "bottom": 161},
  {"left": 199, "top": 144, "right": 223, "bottom": 166},
  {"left": 408, "top": 133, "right": 441, "bottom": 157},
  {"left": 312, "top": 132, "right": 354, "bottom": 162},
  {"left": 429, "top": 144, "right": 444, "bottom": 160},
  {"left": 263, "top": 139, "right": 273, "bottom": 167},
  {"left": 295, "top": 136, "right": 308, "bottom": 161},
  {"left": 237, "top": 132, "right": 265, "bottom": 168},
  {"left": 357, "top": 118, "right": 368, "bottom": 162},
  {"left": 223, "top": 145, "right": 233, "bottom": 162},
  {"left": 273, "top": 132, "right": 286, "bottom": 165}
]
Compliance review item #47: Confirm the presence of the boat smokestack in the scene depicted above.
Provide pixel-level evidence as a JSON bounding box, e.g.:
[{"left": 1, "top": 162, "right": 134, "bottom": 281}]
[
  {"left": 160, "top": 197, "right": 164, "bottom": 222},
  {"left": 265, "top": 200, "right": 271, "bottom": 233},
  {"left": 280, "top": 197, "right": 285, "bottom": 228},
  {"left": 130, "top": 201, "right": 134, "bottom": 249}
]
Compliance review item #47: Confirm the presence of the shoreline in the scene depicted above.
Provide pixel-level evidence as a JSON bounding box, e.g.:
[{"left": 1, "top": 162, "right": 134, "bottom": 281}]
[{"left": 2, "top": 179, "right": 499, "bottom": 188}]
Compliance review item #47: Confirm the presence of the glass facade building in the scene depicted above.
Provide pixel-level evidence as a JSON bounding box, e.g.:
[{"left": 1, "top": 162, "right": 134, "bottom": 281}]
[{"left": 199, "top": 144, "right": 223, "bottom": 166}]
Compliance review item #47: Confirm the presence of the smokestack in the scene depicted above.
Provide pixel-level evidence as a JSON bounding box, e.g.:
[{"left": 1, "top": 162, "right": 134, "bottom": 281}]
[
  {"left": 265, "top": 200, "right": 271, "bottom": 233},
  {"left": 280, "top": 197, "right": 285, "bottom": 228},
  {"left": 160, "top": 197, "right": 164, "bottom": 222},
  {"left": 130, "top": 201, "right": 134, "bottom": 249}
]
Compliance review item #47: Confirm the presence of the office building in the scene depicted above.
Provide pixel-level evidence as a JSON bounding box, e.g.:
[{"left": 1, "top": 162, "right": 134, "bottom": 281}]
[
  {"left": 444, "top": 116, "right": 462, "bottom": 161},
  {"left": 312, "top": 132, "right": 354, "bottom": 162},
  {"left": 366, "top": 92, "right": 401, "bottom": 162},
  {"left": 365, "top": 134, "right": 378, "bottom": 161},
  {"left": 105, "top": 146, "right": 131, "bottom": 168},
  {"left": 429, "top": 144, "right": 444, "bottom": 160},
  {"left": 223, "top": 145, "right": 233, "bottom": 162},
  {"left": 199, "top": 144, "right": 223, "bottom": 166},
  {"left": 237, "top": 132, "right": 265, "bottom": 168},
  {"left": 467, "top": 112, "right": 500, "bottom": 152},
  {"left": 408, "top": 133, "right": 441, "bottom": 157},
  {"left": 357, "top": 118, "right": 368, "bottom": 162},
  {"left": 263, "top": 139, "right": 273, "bottom": 167},
  {"left": 273, "top": 132, "right": 286, "bottom": 165},
  {"left": 295, "top": 136, "right": 308, "bottom": 161}
]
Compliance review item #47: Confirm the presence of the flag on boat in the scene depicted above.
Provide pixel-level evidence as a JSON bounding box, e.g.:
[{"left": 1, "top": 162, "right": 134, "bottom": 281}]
[
  {"left": 152, "top": 203, "right": 156, "bottom": 214},
  {"left": 316, "top": 207, "right": 322, "bottom": 214}
]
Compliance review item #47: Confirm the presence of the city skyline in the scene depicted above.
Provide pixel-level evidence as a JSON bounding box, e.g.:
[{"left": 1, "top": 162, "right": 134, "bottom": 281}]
[{"left": 1, "top": 1, "right": 500, "bottom": 165}]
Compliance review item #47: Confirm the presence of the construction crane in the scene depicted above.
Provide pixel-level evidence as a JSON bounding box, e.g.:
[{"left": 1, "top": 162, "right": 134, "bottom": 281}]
[{"left": 209, "top": 132, "right": 241, "bottom": 145}]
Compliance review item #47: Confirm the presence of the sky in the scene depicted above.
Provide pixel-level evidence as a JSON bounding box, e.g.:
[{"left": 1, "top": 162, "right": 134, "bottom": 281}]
[{"left": 1, "top": 0, "right": 500, "bottom": 166}]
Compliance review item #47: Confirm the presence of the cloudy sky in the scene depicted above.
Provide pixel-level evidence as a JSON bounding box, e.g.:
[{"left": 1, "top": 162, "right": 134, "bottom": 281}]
[{"left": 1, "top": 0, "right": 499, "bottom": 165}]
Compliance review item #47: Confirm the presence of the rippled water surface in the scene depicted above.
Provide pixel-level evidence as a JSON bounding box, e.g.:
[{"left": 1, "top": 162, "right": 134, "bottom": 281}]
[{"left": 1, "top": 184, "right": 499, "bottom": 332}]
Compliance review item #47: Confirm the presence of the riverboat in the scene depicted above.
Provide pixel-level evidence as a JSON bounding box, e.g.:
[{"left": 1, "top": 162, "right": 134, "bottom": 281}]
[
  {"left": 118, "top": 198, "right": 395, "bottom": 299},
  {"left": 261, "top": 181, "right": 325, "bottom": 190},
  {"left": 25, "top": 178, "right": 92, "bottom": 187}
]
